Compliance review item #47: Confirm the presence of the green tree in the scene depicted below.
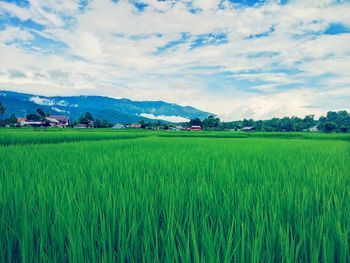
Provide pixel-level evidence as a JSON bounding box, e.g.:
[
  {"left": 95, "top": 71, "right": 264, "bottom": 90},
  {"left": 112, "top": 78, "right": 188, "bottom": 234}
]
[
  {"left": 79, "top": 112, "right": 94, "bottom": 125},
  {"left": 324, "top": 122, "right": 337, "bottom": 133},
  {"left": 339, "top": 125, "right": 349, "bottom": 133},
  {"left": 94, "top": 119, "right": 113, "bottom": 128},
  {"left": 297, "top": 115, "right": 315, "bottom": 131},
  {"left": 36, "top": 108, "right": 47, "bottom": 118},
  {"left": 189, "top": 118, "right": 202, "bottom": 127},
  {"left": 102, "top": 119, "right": 113, "bottom": 128},
  {"left": 280, "top": 117, "right": 295, "bottom": 132},
  {"left": 94, "top": 119, "right": 102, "bottom": 128},
  {"left": 326, "top": 111, "right": 337, "bottom": 122},
  {"left": 242, "top": 119, "right": 254, "bottom": 127},
  {"left": 85, "top": 112, "right": 94, "bottom": 121},
  {"left": 8, "top": 114, "right": 18, "bottom": 126},
  {"left": 139, "top": 120, "right": 146, "bottom": 129},
  {"left": 26, "top": 113, "right": 41, "bottom": 121},
  {"left": 202, "top": 115, "right": 220, "bottom": 130},
  {"left": 0, "top": 101, "right": 5, "bottom": 116}
]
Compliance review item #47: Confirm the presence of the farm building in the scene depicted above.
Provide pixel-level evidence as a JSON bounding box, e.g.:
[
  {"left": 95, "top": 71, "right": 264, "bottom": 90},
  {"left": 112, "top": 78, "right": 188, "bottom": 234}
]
[
  {"left": 190, "top": 125, "right": 202, "bottom": 131},
  {"left": 112, "top": 124, "right": 125, "bottom": 129},
  {"left": 74, "top": 124, "right": 88, "bottom": 129},
  {"left": 130, "top": 123, "right": 142, "bottom": 128},
  {"left": 49, "top": 115, "right": 70, "bottom": 127},
  {"left": 18, "top": 116, "right": 70, "bottom": 127},
  {"left": 17, "top": 118, "right": 27, "bottom": 126},
  {"left": 241, "top": 126, "right": 255, "bottom": 132},
  {"left": 175, "top": 125, "right": 186, "bottom": 130},
  {"left": 19, "top": 121, "right": 44, "bottom": 127},
  {"left": 45, "top": 117, "right": 60, "bottom": 126},
  {"left": 308, "top": 125, "right": 319, "bottom": 132}
]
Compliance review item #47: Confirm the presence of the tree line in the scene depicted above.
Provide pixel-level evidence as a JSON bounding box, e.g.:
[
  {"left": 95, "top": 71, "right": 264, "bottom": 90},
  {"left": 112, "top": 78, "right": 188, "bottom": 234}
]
[
  {"left": 1, "top": 100, "right": 349, "bottom": 132},
  {"left": 0, "top": 103, "right": 113, "bottom": 128},
  {"left": 189, "top": 111, "right": 350, "bottom": 133},
  {"left": 73, "top": 112, "right": 114, "bottom": 128}
]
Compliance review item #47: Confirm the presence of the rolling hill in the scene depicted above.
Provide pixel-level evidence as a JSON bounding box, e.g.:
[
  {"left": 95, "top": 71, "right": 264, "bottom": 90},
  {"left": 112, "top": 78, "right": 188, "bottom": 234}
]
[{"left": 0, "top": 91, "right": 211, "bottom": 123}]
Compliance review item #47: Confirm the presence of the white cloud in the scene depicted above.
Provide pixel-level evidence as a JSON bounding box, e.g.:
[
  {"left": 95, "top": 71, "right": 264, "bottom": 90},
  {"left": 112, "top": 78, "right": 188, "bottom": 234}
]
[
  {"left": 140, "top": 113, "right": 190, "bottom": 122},
  {"left": 51, "top": 107, "right": 69, "bottom": 113},
  {"left": 0, "top": 26, "right": 33, "bottom": 42},
  {"left": 0, "top": 0, "right": 349, "bottom": 120},
  {"left": 0, "top": 1, "right": 31, "bottom": 20},
  {"left": 29, "top": 96, "right": 56, "bottom": 106},
  {"left": 192, "top": 0, "right": 219, "bottom": 11}
]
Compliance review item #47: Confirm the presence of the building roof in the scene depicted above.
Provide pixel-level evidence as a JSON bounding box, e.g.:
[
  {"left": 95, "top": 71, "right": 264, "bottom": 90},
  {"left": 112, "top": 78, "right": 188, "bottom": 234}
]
[
  {"left": 242, "top": 126, "right": 255, "bottom": 130},
  {"left": 74, "top": 124, "right": 87, "bottom": 128},
  {"left": 17, "top": 117, "right": 27, "bottom": 122},
  {"left": 22, "top": 121, "right": 43, "bottom": 125},
  {"left": 49, "top": 115, "right": 69, "bottom": 122},
  {"left": 45, "top": 117, "right": 60, "bottom": 123}
]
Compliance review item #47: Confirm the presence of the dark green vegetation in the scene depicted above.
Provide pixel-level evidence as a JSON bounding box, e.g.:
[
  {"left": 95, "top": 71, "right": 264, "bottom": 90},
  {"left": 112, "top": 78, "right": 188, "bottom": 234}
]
[
  {"left": 0, "top": 129, "right": 349, "bottom": 262},
  {"left": 0, "top": 90, "right": 210, "bottom": 123},
  {"left": 192, "top": 111, "right": 350, "bottom": 133}
]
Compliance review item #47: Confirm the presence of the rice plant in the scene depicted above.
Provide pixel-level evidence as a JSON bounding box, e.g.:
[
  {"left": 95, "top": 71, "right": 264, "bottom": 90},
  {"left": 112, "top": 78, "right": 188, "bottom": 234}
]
[{"left": 0, "top": 130, "right": 349, "bottom": 262}]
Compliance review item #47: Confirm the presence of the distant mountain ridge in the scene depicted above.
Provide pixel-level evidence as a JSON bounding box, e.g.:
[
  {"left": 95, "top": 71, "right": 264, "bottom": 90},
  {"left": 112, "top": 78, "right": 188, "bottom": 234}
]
[{"left": 0, "top": 91, "right": 211, "bottom": 123}]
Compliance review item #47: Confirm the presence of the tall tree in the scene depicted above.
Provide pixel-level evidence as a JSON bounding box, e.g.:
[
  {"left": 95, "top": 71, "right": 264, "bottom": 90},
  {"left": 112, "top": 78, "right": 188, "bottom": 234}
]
[
  {"left": 26, "top": 113, "right": 41, "bottom": 121},
  {"left": 0, "top": 101, "right": 5, "bottom": 116},
  {"left": 79, "top": 112, "right": 94, "bottom": 125},
  {"left": 8, "top": 114, "right": 18, "bottom": 126},
  {"left": 36, "top": 108, "right": 47, "bottom": 118},
  {"left": 202, "top": 115, "right": 220, "bottom": 130},
  {"left": 189, "top": 118, "right": 202, "bottom": 127}
]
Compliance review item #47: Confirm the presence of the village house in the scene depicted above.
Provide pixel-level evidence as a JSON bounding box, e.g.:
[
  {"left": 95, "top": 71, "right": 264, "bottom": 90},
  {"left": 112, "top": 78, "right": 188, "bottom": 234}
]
[
  {"left": 17, "top": 115, "right": 70, "bottom": 127},
  {"left": 130, "top": 123, "right": 142, "bottom": 128},
  {"left": 74, "top": 123, "right": 88, "bottom": 129},
  {"left": 175, "top": 125, "right": 186, "bottom": 130},
  {"left": 49, "top": 115, "right": 70, "bottom": 127},
  {"left": 308, "top": 125, "right": 319, "bottom": 132},
  {"left": 112, "top": 124, "right": 125, "bottom": 129},
  {"left": 17, "top": 117, "right": 28, "bottom": 126},
  {"left": 19, "top": 120, "right": 44, "bottom": 127},
  {"left": 241, "top": 126, "right": 255, "bottom": 132},
  {"left": 45, "top": 117, "right": 60, "bottom": 126},
  {"left": 18, "top": 117, "right": 45, "bottom": 127},
  {"left": 190, "top": 125, "right": 202, "bottom": 131}
]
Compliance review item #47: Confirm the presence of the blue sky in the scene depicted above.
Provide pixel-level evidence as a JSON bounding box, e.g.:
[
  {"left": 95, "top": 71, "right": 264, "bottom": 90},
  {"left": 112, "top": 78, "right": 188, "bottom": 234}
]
[{"left": 0, "top": 0, "right": 349, "bottom": 120}]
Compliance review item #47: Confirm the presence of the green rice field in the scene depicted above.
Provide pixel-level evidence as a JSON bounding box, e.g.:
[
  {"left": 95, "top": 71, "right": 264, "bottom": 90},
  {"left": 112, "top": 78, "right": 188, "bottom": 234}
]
[{"left": 0, "top": 129, "right": 349, "bottom": 262}]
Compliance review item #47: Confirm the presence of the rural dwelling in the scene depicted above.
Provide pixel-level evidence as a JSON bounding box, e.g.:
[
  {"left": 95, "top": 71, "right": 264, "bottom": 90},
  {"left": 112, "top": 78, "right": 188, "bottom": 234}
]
[
  {"left": 175, "top": 125, "right": 186, "bottom": 130},
  {"left": 17, "top": 117, "right": 27, "bottom": 126},
  {"left": 112, "top": 124, "right": 125, "bottom": 129},
  {"left": 20, "top": 121, "right": 44, "bottom": 127},
  {"left": 130, "top": 123, "right": 142, "bottom": 128},
  {"left": 45, "top": 117, "right": 60, "bottom": 126},
  {"left": 190, "top": 125, "right": 202, "bottom": 131},
  {"left": 49, "top": 115, "right": 70, "bottom": 127},
  {"left": 308, "top": 125, "right": 319, "bottom": 132},
  {"left": 241, "top": 126, "right": 255, "bottom": 132},
  {"left": 74, "top": 124, "right": 87, "bottom": 129},
  {"left": 88, "top": 121, "right": 94, "bottom": 128}
]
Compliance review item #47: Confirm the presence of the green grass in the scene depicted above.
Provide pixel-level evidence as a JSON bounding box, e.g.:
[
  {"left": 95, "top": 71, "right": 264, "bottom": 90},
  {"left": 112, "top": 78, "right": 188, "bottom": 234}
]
[
  {"left": 0, "top": 128, "right": 152, "bottom": 146},
  {"left": 0, "top": 129, "right": 349, "bottom": 262}
]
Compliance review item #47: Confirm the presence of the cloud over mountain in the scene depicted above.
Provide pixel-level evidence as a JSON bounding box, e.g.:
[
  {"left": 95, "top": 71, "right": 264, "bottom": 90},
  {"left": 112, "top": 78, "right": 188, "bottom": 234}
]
[{"left": 0, "top": 0, "right": 349, "bottom": 120}]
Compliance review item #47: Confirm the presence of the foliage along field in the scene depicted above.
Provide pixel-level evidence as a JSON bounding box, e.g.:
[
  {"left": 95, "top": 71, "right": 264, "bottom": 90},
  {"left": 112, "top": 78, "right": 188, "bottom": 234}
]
[{"left": 0, "top": 129, "right": 349, "bottom": 262}]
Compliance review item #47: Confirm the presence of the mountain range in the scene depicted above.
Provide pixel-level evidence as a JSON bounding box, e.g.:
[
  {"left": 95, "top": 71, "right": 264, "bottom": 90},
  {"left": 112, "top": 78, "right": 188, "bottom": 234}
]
[{"left": 0, "top": 91, "right": 211, "bottom": 123}]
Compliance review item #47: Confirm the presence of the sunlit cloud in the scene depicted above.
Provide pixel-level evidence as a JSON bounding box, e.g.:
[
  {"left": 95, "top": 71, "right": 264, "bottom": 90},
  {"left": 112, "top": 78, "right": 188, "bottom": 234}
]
[{"left": 0, "top": 0, "right": 349, "bottom": 120}]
